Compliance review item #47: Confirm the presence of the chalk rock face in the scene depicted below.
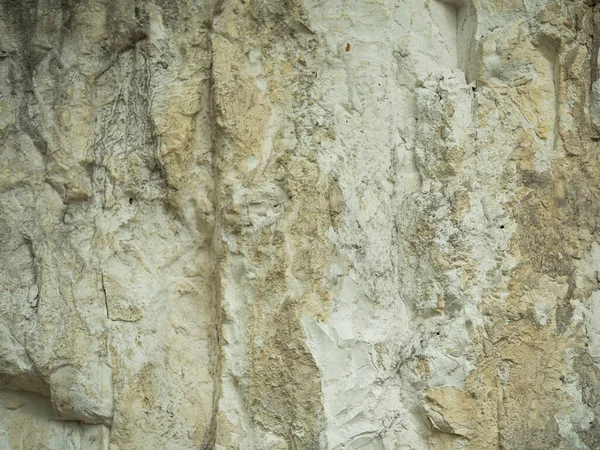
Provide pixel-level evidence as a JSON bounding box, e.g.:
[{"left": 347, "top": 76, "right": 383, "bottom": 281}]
[{"left": 1, "top": 0, "right": 600, "bottom": 449}]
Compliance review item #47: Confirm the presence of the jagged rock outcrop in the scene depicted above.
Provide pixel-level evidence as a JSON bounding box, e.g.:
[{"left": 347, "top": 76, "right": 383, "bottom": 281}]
[{"left": 2, "top": 0, "right": 600, "bottom": 449}]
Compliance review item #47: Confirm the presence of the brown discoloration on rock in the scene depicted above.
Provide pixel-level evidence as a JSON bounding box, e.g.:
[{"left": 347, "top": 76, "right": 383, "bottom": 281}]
[
  {"left": 210, "top": 1, "right": 327, "bottom": 446},
  {"left": 576, "top": 352, "right": 600, "bottom": 447},
  {"left": 250, "top": 300, "right": 324, "bottom": 448},
  {"left": 463, "top": 3, "right": 600, "bottom": 448},
  {"left": 426, "top": 387, "right": 477, "bottom": 438},
  {"left": 328, "top": 177, "right": 345, "bottom": 228}
]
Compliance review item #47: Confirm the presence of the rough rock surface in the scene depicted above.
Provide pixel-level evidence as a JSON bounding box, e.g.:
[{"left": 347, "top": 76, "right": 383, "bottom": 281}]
[{"left": 1, "top": 0, "right": 600, "bottom": 449}]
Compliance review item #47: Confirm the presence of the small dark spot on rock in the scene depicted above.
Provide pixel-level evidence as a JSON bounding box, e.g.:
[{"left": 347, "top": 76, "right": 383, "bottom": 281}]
[
  {"left": 500, "top": 225, "right": 505, "bottom": 229},
  {"left": 129, "top": 198, "right": 133, "bottom": 205},
  {"left": 346, "top": 43, "right": 351, "bottom": 52}
]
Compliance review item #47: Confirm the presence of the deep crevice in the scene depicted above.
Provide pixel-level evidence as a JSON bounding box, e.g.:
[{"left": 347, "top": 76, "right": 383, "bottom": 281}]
[{"left": 203, "top": 1, "right": 226, "bottom": 448}]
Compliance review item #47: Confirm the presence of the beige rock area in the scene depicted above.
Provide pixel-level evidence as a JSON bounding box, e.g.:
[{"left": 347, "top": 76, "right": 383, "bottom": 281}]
[{"left": 2, "top": 0, "right": 600, "bottom": 448}]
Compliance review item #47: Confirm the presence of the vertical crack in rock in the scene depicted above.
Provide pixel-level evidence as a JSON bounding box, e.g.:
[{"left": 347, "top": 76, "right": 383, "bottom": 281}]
[
  {"left": 101, "top": 271, "right": 109, "bottom": 320},
  {"left": 204, "top": 1, "right": 224, "bottom": 447}
]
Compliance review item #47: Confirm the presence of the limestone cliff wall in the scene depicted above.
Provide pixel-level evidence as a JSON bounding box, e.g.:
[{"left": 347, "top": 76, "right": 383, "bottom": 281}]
[{"left": 1, "top": 1, "right": 600, "bottom": 449}]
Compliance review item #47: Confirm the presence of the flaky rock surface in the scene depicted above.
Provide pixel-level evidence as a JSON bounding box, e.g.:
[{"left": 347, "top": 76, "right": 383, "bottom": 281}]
[{"left": 2, "top": 0, "right": 600, "bottom": 449}]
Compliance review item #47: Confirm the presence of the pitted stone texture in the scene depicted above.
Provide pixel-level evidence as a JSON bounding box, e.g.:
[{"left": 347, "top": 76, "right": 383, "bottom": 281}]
[
  {"left": 2, "top": 0, "right": 600, "bottom": 449},
  {"left": 0, "top": 1, "right": 214, "bottom": 449}
]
